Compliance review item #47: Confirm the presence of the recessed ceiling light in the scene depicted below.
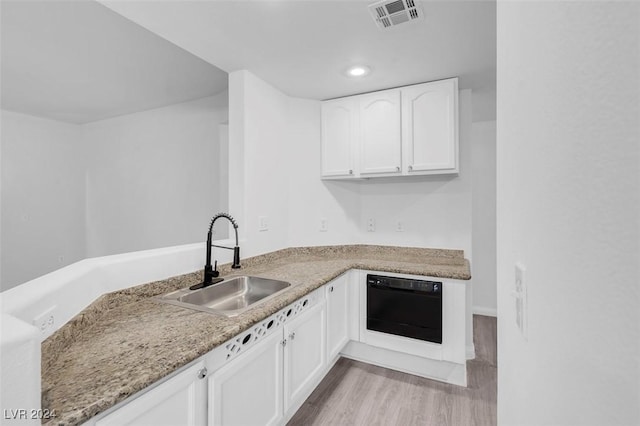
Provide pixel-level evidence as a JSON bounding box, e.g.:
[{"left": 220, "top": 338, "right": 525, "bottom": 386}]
[{"left": 345, "top": 65, "right": 371, "bottom": 77}]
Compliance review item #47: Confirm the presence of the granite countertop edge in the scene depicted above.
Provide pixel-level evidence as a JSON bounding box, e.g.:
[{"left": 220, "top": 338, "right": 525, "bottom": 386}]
[{"left": 42, "top": 244, "right": 471, "bottom": 426}]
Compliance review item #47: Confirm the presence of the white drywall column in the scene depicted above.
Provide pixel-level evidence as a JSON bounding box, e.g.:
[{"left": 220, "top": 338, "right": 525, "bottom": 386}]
[
  {"left": 218, "top": 124, "right": 229, "bottom": 216},
  {"left": 471, "top": 120, "right": 496, "bottom": 316},
  {"left": 497, "top": 2, "right": 639, "bottom": 425},
  {"left": 228, "top": 70, "right": 291, "bottom": 257},
  {"left": 228, "top": 71, "right": 246, "bottom": 247}
]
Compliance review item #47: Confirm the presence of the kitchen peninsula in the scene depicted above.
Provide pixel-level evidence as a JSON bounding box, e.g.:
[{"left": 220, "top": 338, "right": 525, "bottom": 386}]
[{"left": 41, "top": 245, "right": 471, "bottom": 425}]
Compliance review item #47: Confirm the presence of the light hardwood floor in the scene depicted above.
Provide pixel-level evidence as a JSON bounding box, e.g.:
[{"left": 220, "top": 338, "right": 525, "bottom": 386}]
[{"left": 288, "top": 315, "right": 497, "bottom": 426}]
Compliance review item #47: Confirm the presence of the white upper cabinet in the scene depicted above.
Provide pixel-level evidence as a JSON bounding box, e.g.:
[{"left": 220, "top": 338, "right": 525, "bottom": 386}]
[
  {"left": 321, "top": 77, "right": 459, "bottom": 179},
  {"left": 402, "top": 78, "right": 459, "bottom": 174},
  {"left": 321, "top": 98, "right": 357, "bottom": 178},
  {"left": 359, "top": 90, "right": 402, "bottom": 176}
]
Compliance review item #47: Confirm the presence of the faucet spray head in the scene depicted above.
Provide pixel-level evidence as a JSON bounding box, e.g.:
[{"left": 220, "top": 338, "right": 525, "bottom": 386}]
[{"left": 232, "top": 246, "right": 241, "bottom": 269}]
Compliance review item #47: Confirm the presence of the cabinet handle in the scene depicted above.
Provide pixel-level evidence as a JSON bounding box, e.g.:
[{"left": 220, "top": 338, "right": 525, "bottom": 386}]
[
  {"left": 396, "top": 166, "right": 400, "bottom": 172},
  {"left": 289, "top": 332, "right": 296, "bottom": 340},
  {"left": 330, "top": 286, "right": 334, "bottom": 293},
  {"left": 408, "top": 165, "right": 413, "bottom": 171},
  {"left": 281, "top": 339, "right": 287, "bottom": 347},
  {"left": 197, "top": 368, "right": 208, "bottom": 379},
  {"left": 349, "top": 169, "right": 353, "bottom": 175}
]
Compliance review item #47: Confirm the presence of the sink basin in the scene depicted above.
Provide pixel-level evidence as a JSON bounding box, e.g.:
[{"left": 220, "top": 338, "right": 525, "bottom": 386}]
[{"left": 156, "top": 275, "right": 292, "bottom": 317}]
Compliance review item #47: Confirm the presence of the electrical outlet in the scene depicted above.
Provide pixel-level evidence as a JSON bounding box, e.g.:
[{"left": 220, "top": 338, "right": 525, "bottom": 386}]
[
  {"left": 514, "top": 262, "right": 527, "bottom": 339},
  {"left": 258, "top": 216, "right": 269, "bottom": 232},
  {"left": 33, "top": 306, "right": 57, "bottom": 337},
  {"left": 367, "top": 218, "right": 376, "bottom": 232},
  {"left": 319, "top": 218, "right": 328, "bottom": 232},
  {"left": 396, "top": 220, "right": 404, "bottom": 232}
]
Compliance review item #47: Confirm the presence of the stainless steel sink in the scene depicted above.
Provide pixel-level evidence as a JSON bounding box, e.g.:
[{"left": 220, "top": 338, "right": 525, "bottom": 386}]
[{"left": 156, "top": 275, "right": 292, "bottom": 317}]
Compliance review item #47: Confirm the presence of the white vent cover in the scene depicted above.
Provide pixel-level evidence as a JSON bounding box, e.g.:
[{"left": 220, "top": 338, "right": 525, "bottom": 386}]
[{"left": 368, "top": 0, "right": 424, "bottom": 29}]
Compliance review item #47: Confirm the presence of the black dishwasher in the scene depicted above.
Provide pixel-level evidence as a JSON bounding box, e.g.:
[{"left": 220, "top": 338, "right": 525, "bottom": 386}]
[{"left": 366, "top": 274, "right": 442, "bottom": 344}]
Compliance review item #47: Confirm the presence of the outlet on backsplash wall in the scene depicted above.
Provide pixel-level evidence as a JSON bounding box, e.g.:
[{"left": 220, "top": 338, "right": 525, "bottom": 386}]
[
  {"left": 33, "top": 305, "right": 57, "bottom": 338},
  {"left": 367, "top": 218, "right": 376, "bottom": 232}
]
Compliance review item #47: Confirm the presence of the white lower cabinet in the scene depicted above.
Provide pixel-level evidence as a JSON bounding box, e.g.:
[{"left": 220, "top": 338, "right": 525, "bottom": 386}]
[
  {"left": 325, "top": 273, "right": 349, "bottom": 362},
  {"left": 208, "top": 331, "right": 283, "bottom": 426},
  {"left": 91, "top": 272, "right": 465, "bottom": 425},
  {"left": 95, "top": 361, "right": 207, "bottom": 426},
  {"left": 209, "top": 289, "right": 326, "bottom": 425},
  {"left": 283, "top": 302, "right": 326, "bottom": 416}
]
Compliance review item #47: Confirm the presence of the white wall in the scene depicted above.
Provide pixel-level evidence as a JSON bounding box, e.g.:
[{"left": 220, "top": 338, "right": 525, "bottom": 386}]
[
  {"left": 1, "top": 110, "right": 86, "bottom": 290},
  {"left": 497, "top": 2, "right": 639, "bottom": 425},
  {"left": 84, "top": 93, "right": 228, "bottom": 257},
  {"left": 1, "top": 93, "right": 229, "bottom": 292},
  {"left": 357, "top": 90, "right": 473, "bottom": 260},
  {"left": 286, "top": 99, "right": 361, "bottom": 247},
  {"left": 230, "top": 70, "right": 364, "bottom": 258},
  {"left": 231, "top": 70, "right": 477, "bottom": 262},
  {"left": 228, "top": 71, "right": 289, "bottom": 257},
  {"left": 354, "top": 91, "right": 475, "bottom": 355},
  {"left": 231, "top": 70, "right": 478, "bottom": 277},
  {"left": 231, "top": 72, "right": 477, "bottom": 356},
  {"left": 471, "top": 120, "right": 496, "bottom": 316}
]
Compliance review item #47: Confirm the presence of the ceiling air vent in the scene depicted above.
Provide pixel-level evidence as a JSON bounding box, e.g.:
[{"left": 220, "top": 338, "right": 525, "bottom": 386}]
[{"left": 368, "top": 0, "right": 424, "bottom": 29}]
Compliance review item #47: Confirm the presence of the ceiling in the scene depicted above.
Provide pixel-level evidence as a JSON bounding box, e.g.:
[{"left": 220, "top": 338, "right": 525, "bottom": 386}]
[
  {"left": 99, "top": 0, "right": 496, "bottom": 121},
  {"left": 1, "top": 0, "right": 496, "bottom": 123},
  {"left": 0, "top": 0, "right": 228, "bottom": 124}
]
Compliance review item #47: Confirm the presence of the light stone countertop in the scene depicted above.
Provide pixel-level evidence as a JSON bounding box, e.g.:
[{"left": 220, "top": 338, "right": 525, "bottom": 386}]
[{"left": 41, "top": 245, "right": 471, "bottom": 425}]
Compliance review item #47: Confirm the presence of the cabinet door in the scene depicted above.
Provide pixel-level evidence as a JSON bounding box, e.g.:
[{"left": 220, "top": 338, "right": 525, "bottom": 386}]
[
  {"left": 96, "top": 362, "right": 207, "bottom": 426},
  {"left": 283, "top": 302, "right": 326, "bottom": 414},
  {"left": 321, "top": 98, "right": 357, "bottom": 178},
  {"left": 208, "top": 331, "right": 283, "bottom": 426},
  {"left": 326, "top": 275, "right": 349, "bottom": 361},
  {"left": 359, "top": 90, "right": 402, "bottom": 176},
  {"left": 401, "top": 78, "right": 458, "bottom": 174}
]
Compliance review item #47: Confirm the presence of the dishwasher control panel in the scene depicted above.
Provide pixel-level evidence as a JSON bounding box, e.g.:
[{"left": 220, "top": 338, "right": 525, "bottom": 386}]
[{"left": 366, "top": 274, "right": 441, "bottom": 294}]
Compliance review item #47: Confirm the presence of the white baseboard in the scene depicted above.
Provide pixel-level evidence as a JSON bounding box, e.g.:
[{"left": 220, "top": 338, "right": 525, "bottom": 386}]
[
  {"left": 341, "top": 341, "right": 467, "bottom": 387},
  {"left": 466, "top": 343, "right": 476, "bottom": 360},
  {"left": 473, "top": 306, "right": 497, "bottom": 317}
]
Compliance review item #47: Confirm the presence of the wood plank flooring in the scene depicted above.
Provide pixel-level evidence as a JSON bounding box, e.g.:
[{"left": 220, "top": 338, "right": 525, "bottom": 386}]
[{"left": 288, "top": 315, "right": 497, "bottom": 426}]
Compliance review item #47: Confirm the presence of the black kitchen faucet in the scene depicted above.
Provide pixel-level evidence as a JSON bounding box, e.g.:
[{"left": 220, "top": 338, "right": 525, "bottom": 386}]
[{"left": 190, "top": 212, "right": 241, "bottom": 290}]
